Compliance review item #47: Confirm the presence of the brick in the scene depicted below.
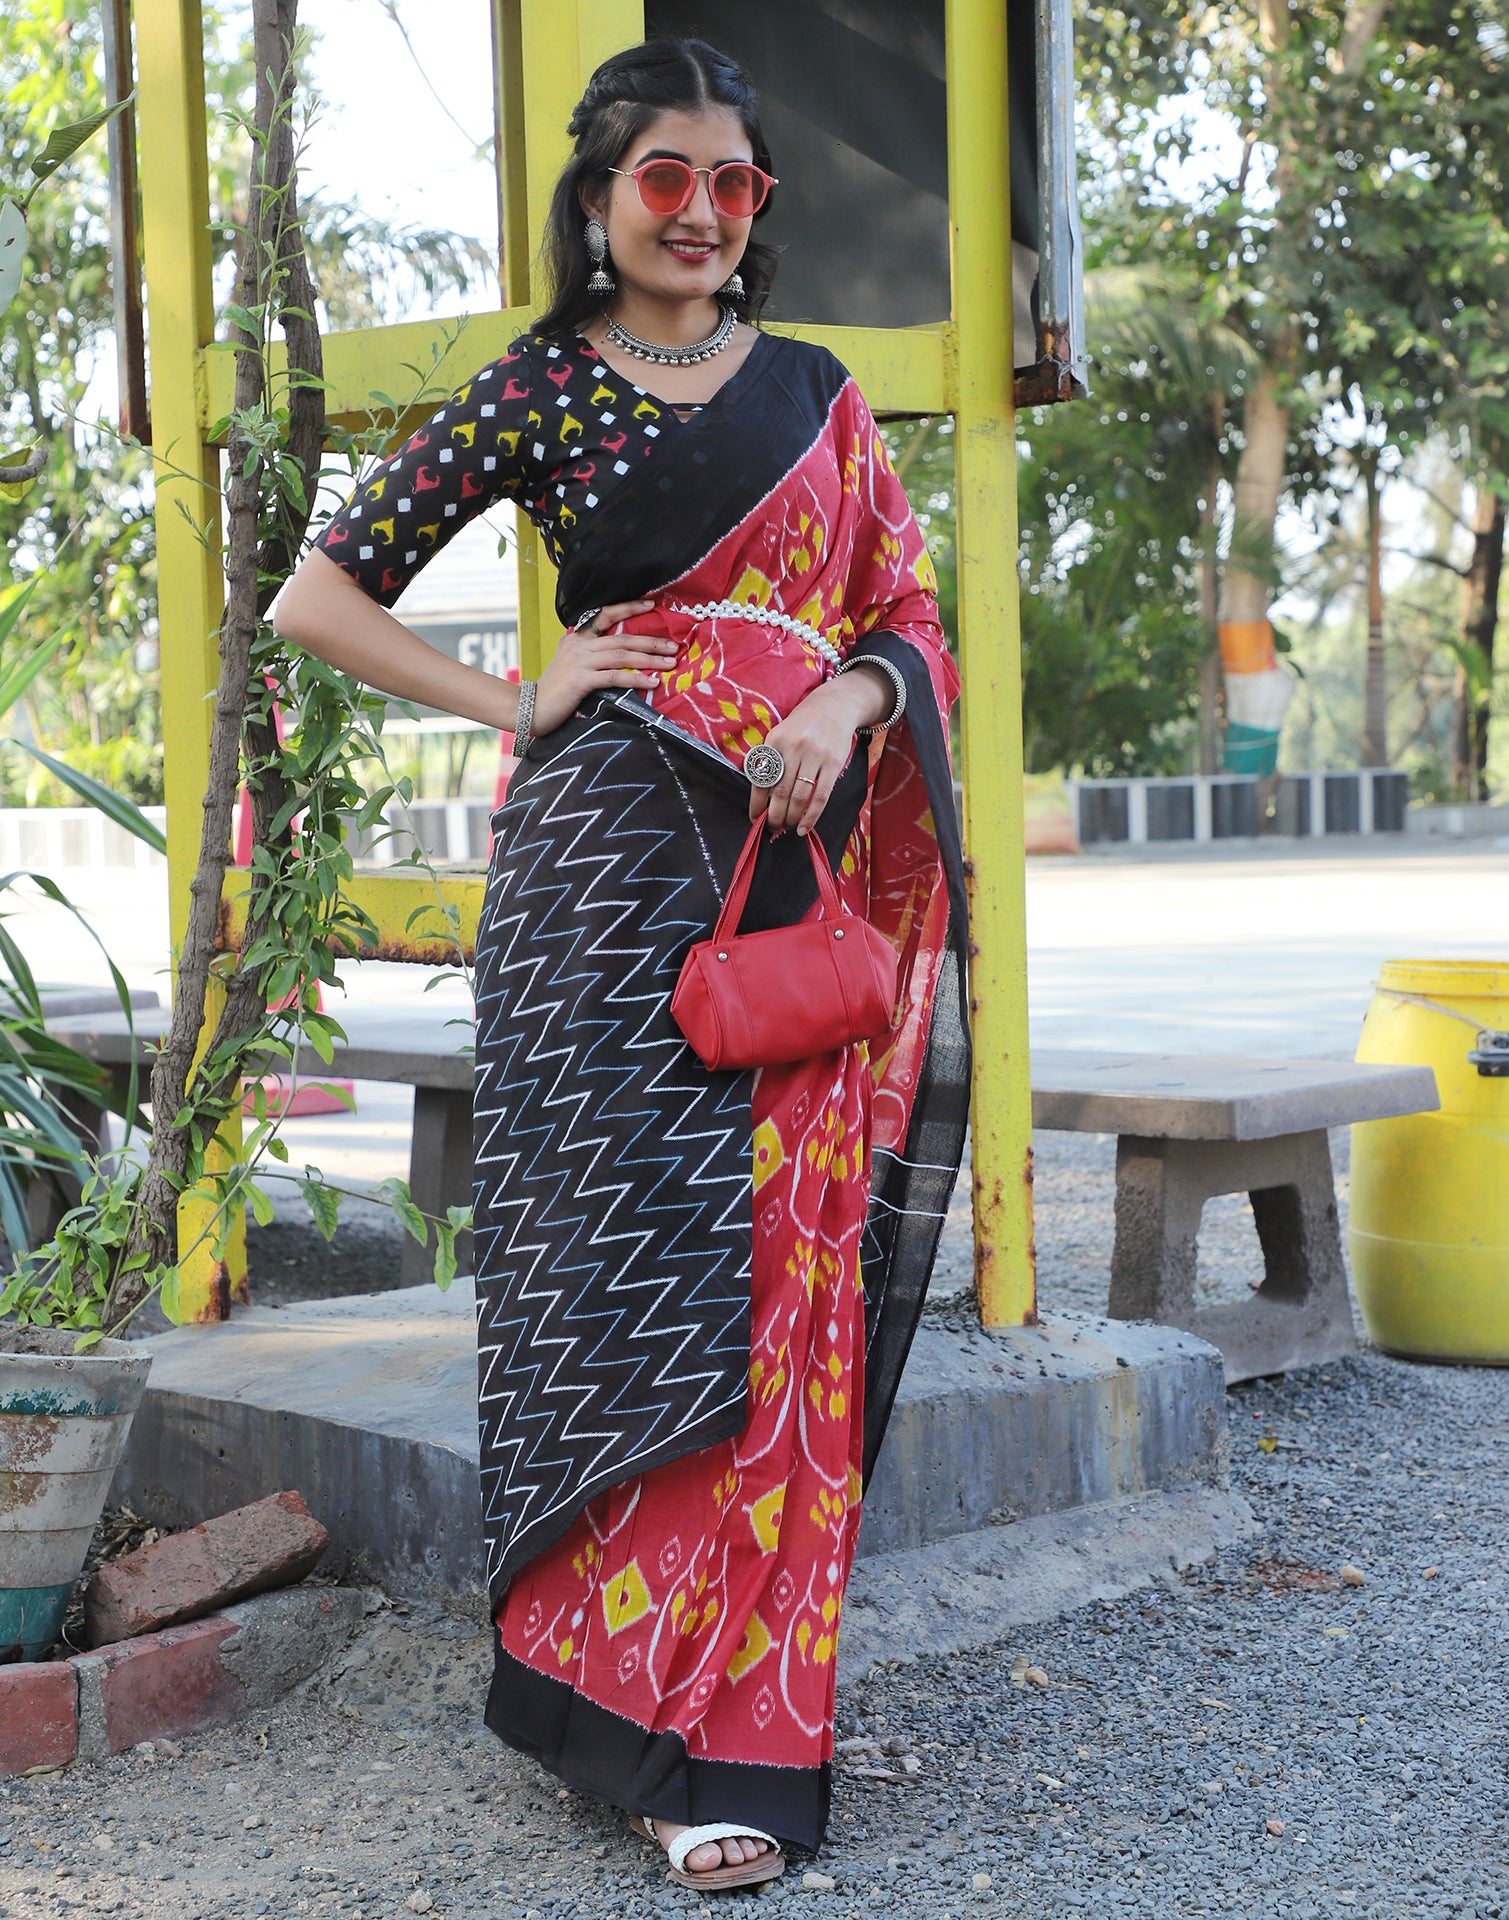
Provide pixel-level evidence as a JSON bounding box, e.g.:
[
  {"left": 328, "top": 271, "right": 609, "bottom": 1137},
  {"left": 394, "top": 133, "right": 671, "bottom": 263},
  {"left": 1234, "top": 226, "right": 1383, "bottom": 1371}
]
[
  {"left": 83, "top": 1490, "right": 328, "bottom": 1647},
  {"left": 0, "top": 1661, "right": 77, "bottom": 1777},
  {"left": 74, "top": 1617, "right": 245, "bottom": 1758}
]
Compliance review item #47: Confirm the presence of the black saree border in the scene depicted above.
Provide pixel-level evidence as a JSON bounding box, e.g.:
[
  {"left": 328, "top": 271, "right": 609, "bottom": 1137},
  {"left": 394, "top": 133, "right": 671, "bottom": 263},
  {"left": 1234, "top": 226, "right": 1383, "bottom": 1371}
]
[
  {"left": 551, "top": 331, "right": 851, "bottom": 624},
  {"left": 474, "top": 704, "right": 756, "bottom": 1606},
  {"left": 486, "top": 1634, "right": 832, "bottom": 1853},
  {"left": 846, "top": 633, "right": 973, "bottom": 1491}
]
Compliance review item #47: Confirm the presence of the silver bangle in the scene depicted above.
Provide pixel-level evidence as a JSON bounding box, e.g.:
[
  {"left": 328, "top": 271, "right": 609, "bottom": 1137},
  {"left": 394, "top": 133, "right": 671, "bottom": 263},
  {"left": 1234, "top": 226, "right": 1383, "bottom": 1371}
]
[
  {"left": 513, "top": 678, "right": 538, "bottom": 751},
  {"left": 837, "top": 654, "right": 907, "bottom": 734}
]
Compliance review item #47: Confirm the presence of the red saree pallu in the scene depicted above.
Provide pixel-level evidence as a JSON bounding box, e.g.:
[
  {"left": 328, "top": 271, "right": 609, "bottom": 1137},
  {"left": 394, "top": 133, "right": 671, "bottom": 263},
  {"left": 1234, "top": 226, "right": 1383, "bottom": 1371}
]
[{"left": 315, "top": 328, "right": 970, "bottom": 1852}]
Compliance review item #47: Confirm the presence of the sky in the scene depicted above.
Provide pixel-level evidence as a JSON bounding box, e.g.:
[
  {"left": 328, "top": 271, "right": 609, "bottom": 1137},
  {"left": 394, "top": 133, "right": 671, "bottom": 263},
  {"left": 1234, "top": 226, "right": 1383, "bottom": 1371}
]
[{"left": 296, "top": 0, "right": 502, "bottom": 322}]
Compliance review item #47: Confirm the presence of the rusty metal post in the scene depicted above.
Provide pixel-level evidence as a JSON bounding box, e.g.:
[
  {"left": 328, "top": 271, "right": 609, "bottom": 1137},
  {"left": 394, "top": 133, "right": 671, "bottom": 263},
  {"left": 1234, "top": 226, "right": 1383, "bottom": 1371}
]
[{"left": 947, "top": 0, "right": 1037, "bottom": 1327}]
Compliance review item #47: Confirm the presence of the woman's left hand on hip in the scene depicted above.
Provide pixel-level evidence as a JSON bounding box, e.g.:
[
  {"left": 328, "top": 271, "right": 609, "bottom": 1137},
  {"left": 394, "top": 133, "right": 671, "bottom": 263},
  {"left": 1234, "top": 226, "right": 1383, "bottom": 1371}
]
[{"left": 751, "top": 672, "right": 889, "bottom": 836}]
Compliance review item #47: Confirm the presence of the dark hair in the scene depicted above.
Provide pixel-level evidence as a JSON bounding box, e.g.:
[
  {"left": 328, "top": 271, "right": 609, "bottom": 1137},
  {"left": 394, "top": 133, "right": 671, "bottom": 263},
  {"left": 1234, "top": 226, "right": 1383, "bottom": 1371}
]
[{"left": 534, "top": 37, "right": 779, "bottom": 339}]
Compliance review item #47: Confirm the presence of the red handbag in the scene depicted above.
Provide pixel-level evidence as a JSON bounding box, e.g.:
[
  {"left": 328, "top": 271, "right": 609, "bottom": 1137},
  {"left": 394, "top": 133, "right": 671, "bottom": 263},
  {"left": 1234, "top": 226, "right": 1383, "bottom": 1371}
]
[{"left": 671, "top": 819, "right": 899, "bottom": 1070}]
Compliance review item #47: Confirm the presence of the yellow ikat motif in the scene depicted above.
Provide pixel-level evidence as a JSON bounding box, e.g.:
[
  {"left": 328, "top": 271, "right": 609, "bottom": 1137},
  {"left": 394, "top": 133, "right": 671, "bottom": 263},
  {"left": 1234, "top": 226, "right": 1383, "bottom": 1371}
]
[
  {"left": 749, "top": 1341, "right": 788, "bottom": 1408},
  {"left": 750, "top": 1484, "right": 785, "bottom": 1551},
  {"left": 752, "top": 1118, "right": 785, "bottom": 1191},
  {"left": 730, "top": 566, "right": 775, "bottom": 607},
  {"left": 601, "top": 1560, "right": 653, "bottom": 1636},
  {"left": 726, "top": 1612, "right": 774, "bottom": 1682}
]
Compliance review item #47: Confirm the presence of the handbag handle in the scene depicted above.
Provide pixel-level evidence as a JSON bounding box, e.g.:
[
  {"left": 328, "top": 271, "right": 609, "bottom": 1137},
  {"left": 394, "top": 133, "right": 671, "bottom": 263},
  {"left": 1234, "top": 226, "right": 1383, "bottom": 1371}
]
[{"left": 713, "top": 819, "right": 844, "bottom": 943}]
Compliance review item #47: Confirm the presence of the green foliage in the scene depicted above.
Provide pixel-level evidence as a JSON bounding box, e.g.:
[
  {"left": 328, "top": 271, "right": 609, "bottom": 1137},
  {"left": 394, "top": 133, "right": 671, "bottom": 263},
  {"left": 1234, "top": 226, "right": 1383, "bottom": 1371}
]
[
  {"left": 1018, "top": 384, "right": 1208, "bottom": 777},
  {"left": 0, "top": 870, "right": 143, "bottom": 1281},
  {"left": 886, "top": 271, "right": 1268, "bottom": 776},
  {"left": 11, "top": 739, "right": 165, "bottom": 849},
  {"left": 1, "top": 20, "right": 476, "bottom": 1338},
  {"left": 881, "top": 416, "right": 958, "bottom": 649},
  {"left": 0, "top": 1154, "right": 147, "bottom": 1347},
  {"left": 1051, "top": 2, "right": 1509, "bottom": 789},
  {"left": 0, "top": 0, "right": 491, "bottom": 812},
  {"left": 16, "top": 97, "right": 130, "bottom": 216},
  {"left": 0, "top": 2, "right": 174, "bottom": 805}
]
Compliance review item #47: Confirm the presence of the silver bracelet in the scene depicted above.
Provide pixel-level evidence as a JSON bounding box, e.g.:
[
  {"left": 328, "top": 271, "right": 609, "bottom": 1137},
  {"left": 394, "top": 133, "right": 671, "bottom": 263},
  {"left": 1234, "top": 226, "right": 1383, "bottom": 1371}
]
[
  {"left": 837, "top": 654, "right": 907, "bottom": 734},
  {"left": 513, "top": 678, "right": 538, "bottom": 751}
]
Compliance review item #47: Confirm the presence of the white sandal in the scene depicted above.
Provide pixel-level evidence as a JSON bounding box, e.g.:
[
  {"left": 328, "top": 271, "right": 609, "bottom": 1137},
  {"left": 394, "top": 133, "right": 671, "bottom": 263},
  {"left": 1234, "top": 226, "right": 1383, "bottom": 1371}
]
[{"left": 630, "top": 1812, "right": 787, "bottom": 1890}]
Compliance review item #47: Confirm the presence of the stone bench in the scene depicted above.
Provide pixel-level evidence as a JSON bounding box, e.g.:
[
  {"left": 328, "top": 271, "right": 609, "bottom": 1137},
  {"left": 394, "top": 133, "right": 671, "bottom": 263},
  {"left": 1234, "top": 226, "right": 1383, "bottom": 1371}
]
[
  {"left": 1030, "top": 1050, "right": 1440, "bottom": 1382},
  {"left": 46, "top": 1005, "right": 472, "bottom": 1287},
  {"left": 36, "top": 986, "right": 160, "bottom": 1020}
]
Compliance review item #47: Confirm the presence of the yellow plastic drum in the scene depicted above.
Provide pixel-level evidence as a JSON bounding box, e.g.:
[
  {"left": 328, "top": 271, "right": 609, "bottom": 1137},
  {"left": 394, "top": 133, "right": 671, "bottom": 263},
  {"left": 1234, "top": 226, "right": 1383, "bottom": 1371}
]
[{"left": 1350, "top": 960, "right": 1509, "bottom": 1362}]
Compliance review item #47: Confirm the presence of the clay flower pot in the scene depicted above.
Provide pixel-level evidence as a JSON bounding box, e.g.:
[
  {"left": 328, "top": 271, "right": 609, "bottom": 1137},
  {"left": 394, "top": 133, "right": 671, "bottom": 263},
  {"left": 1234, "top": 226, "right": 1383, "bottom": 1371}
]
[{"left": 0, "top": 1327, "right": 152, "bottom": 1660}]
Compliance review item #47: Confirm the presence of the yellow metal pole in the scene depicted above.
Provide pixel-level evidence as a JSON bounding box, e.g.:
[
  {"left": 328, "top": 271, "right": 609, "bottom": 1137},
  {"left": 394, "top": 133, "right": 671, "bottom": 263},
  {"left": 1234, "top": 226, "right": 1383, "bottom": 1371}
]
[
  {"left": 511, "top": 1, "right": 644, "bottom": 676},
  {"left": 137, "top": 0, "right": 219, "bottom": 948},
  {"left": 136, "top": 0, "right": 244, "bottom": 1316},
  {"left": 492, "top": 0, "right": 530, "bottom": 308},
  {"left": 945, "top": 0, "right": 1036, "bottom": 1326}
]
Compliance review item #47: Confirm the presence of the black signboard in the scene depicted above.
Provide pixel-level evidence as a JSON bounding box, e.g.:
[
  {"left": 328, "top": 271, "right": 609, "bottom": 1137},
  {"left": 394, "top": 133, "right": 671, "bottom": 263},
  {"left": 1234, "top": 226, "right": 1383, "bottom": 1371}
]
[{"left": 644, "top": 0, "right": 1084, "bottom": 400}]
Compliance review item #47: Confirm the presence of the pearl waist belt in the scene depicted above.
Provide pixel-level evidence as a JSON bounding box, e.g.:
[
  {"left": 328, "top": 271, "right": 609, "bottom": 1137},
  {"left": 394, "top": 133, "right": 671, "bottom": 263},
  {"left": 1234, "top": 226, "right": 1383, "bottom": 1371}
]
[{"left": 669, "top": 599, "right": 844, "bottom": 671}]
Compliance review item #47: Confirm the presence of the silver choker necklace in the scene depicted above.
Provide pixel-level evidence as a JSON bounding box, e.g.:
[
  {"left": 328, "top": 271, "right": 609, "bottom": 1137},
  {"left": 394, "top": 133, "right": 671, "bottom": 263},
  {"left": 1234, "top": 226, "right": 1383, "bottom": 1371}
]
[{"left": 604, "top": 304, "right": 737, "bottom": 365}]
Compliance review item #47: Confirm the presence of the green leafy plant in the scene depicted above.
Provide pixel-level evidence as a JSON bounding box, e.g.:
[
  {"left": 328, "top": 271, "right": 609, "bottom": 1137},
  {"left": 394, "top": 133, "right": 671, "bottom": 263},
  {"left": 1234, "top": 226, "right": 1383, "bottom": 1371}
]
[
  {"left": 2, "top": 4, "right": 475, "bottom": 1346},
  {"left": 0, "top": 95, "right": 131, "bottom": 487}
]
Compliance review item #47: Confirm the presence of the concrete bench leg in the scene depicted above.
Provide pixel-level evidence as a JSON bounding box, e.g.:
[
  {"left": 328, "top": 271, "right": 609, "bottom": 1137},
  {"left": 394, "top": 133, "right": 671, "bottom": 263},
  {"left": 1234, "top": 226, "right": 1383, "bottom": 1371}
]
[
  {"left": 1108, "top": 1129, "right": 1357, "bottom": 1384},
  {"left": 403, "top": 1087, "right": 474, "bottom": 1287}
]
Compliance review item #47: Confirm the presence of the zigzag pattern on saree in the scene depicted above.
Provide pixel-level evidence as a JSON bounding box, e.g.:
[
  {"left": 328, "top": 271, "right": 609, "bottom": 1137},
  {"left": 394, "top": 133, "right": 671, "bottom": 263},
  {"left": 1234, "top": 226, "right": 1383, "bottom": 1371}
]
[{"left": 472, "top": 723, "right": 753, "bottom": 1598}]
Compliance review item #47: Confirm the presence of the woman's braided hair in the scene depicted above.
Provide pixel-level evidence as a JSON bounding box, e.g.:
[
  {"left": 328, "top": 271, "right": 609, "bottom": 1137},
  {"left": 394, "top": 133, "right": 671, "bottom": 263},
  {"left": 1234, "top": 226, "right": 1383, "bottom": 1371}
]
[{"left": 534, "top": 37, "right": 780, "bottom": 339}]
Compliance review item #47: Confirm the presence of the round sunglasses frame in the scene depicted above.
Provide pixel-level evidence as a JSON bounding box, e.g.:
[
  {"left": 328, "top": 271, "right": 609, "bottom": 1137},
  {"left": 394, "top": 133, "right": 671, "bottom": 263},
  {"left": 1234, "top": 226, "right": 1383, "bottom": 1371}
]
[{"left": 606, "top": 158, "right": 778, "bottom": 219}]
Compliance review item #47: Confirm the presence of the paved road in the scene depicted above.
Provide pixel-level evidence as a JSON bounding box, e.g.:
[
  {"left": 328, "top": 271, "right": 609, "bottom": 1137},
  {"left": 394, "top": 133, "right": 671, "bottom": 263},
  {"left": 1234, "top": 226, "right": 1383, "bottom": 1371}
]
[
  {"left": 16, "top": 837, "right": 1504, "bottom": 1057},
  {"left": 1025, "top": 838, "right": 1507, "bottom": 1057},
  {"left": 16, "top": 837, "right": 1502, "bottom": 1212}
]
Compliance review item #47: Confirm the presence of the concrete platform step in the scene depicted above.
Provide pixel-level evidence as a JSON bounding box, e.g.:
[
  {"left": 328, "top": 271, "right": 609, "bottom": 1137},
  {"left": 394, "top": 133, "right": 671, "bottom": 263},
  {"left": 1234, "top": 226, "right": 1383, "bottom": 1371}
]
[
  {"left": 840, "top": 1485, "right": 1254, "bottom": 1685},
  {"left": 111, "top": 1287, "right": 1247, "bottom": 1627}
]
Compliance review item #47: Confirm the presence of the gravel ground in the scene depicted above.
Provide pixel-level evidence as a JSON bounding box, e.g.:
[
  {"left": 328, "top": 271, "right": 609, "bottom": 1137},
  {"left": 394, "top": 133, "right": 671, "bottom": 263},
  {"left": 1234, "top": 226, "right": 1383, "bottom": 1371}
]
[
  {"left": 6, "top": 1131, "right": 1502, "bottom": 1920},
  {"left": 245, "top": 1194, "right": 417, "bottom": 1308}
]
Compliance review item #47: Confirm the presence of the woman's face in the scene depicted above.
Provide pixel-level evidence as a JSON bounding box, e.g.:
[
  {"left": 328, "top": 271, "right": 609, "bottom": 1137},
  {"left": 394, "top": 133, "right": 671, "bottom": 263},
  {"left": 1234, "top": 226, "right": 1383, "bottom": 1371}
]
[{"left": 588, "top": 105, "right": 755, "bottom": 308}]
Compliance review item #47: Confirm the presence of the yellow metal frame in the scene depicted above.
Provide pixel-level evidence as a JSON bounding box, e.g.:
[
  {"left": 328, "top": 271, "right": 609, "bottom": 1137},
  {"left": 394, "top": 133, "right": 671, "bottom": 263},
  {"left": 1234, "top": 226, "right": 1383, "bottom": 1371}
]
[{"left": 138, "top": 0, "right": 1035, "bottom": 1328}]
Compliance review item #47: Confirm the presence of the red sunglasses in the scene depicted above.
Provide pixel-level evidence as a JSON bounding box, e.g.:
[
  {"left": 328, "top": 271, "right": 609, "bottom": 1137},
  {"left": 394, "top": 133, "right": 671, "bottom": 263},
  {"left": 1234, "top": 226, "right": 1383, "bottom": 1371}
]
[{"left": 608, "top": 158, "right": 777, "bottom": 220}]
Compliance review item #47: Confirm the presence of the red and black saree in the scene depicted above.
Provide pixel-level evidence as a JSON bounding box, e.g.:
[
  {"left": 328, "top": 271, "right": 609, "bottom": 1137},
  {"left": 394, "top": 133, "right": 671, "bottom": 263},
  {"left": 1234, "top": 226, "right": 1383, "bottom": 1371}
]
[{"left": 316, "top": 326, "right": 969, "bottom": 1853}]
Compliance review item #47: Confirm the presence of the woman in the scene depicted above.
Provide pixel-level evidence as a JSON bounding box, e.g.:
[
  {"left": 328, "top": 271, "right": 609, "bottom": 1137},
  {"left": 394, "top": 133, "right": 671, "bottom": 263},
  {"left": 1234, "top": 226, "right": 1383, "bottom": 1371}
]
[{"left": 275, "top": 36, "right": 968, "bottom": 1894}]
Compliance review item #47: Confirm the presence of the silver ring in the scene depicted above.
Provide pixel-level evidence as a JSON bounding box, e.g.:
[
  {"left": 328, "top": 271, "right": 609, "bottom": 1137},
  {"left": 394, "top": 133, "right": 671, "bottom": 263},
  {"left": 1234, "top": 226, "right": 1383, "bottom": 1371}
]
[
  {"left": 743, "top": 743, "right": 785, "bottom": 789},
  {"left": 795, "top": 774, "right": 816, "bottom": 785}
]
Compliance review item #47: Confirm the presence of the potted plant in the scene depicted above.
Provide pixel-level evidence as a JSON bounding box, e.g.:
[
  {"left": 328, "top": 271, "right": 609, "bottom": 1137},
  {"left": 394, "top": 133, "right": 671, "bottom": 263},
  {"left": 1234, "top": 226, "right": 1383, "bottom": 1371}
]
[
  {"left": 0, "top": 1326, "right": 153, "bottom": 1659},
  {"left": 0, "top": 43, "right": 470, "bottom": 1657},
  {"left": 0, "top": 96, "right": 162, "bottom": 1662}
]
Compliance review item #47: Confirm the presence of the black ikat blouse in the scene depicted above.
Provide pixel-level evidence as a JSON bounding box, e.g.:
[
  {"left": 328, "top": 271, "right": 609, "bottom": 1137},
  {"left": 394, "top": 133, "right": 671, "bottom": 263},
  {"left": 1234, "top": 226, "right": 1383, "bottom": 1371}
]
[{"left": 315, "top": 332, "right": 697, "bottom": 608}]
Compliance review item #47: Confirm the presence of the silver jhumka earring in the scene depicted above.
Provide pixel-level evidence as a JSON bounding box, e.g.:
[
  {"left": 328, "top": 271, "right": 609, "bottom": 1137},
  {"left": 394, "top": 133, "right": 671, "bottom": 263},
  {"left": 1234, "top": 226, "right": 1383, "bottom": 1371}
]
[
  {"left": 718, "top": 265, "right": 746, "bottom": 300},
  {"left": 585, "top": 219, "right": 615, "bottom": 297}
]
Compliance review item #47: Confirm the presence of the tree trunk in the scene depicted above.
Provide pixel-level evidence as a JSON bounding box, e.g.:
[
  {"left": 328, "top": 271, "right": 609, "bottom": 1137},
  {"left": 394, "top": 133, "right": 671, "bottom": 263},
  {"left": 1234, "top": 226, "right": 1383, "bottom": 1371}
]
[
  {"left": 1360, "top": 448, "right": 1387, "bottom": 768},
  {"left": 1218, "top": 1, "right": 1383, "bottom": 698},
  {"left": 1219, "top": 363, "right": 1289, "bottom": 632},
  {"left": 1456, "top": 479, "right": 1505, "bottom": 802},
  {"left": 1198, "top": 439, "right": 1223, "bottom": 775},
  {"left": 106, "top": 0, "right": 316, "bottom": 1328}
]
